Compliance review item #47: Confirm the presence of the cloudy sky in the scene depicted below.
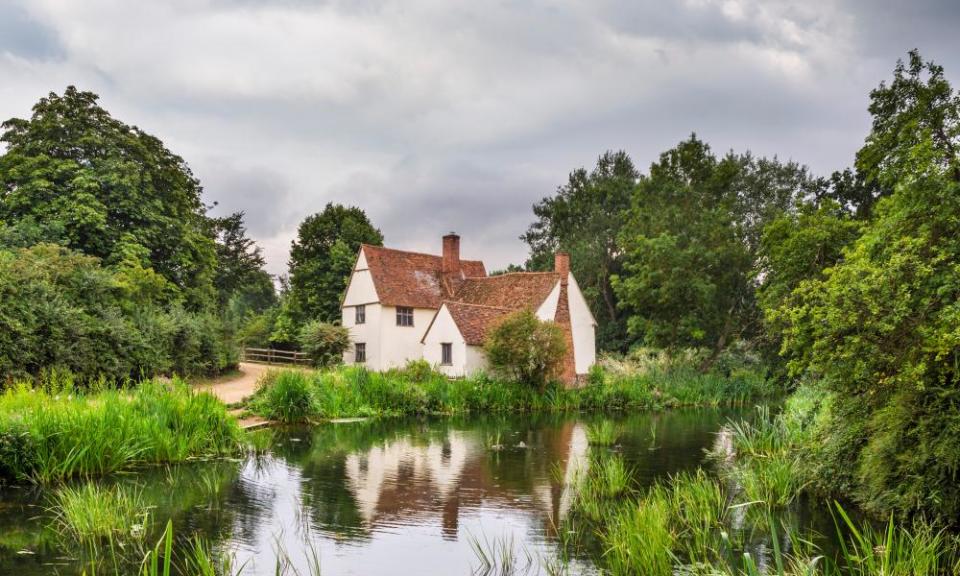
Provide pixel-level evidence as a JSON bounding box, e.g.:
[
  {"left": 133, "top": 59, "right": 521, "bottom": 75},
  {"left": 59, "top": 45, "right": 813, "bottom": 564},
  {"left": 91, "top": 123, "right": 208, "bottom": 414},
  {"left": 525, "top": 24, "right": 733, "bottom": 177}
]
[{"left": 1, "top": 0, "right": 958, "bottom": 275}]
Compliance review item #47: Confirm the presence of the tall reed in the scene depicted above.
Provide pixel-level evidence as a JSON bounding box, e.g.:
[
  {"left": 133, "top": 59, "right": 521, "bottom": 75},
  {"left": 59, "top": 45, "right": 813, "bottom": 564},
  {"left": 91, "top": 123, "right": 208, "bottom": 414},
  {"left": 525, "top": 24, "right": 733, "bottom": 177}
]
[{"left": 0, "top": 379, "right": 242, "bottom": 483}]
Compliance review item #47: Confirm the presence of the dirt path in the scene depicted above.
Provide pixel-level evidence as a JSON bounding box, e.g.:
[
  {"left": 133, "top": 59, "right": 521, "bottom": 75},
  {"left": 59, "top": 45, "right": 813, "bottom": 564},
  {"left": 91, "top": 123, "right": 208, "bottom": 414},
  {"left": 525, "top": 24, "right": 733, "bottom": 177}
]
[{"left": 196, "top": 362, "right": 270, "bottom": 406}]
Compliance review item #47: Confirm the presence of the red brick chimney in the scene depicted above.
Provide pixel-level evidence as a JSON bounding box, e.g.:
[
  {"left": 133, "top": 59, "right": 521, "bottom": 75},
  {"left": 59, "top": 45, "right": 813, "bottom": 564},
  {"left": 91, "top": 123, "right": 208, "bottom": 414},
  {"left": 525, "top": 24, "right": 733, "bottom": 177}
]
[
  {"left": 555, "top": 252, "right": 570, "bottom": 285},
  {"left": 442, "top": 232, "right": 461, "bottom": 276}
]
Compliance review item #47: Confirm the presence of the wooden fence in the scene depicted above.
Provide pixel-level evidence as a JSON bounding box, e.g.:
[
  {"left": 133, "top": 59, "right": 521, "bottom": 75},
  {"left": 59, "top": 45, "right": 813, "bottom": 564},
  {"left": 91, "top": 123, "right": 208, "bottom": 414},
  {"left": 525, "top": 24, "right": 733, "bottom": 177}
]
[{"left": 241, "top": 348, "right": 312, "bottom": 366}]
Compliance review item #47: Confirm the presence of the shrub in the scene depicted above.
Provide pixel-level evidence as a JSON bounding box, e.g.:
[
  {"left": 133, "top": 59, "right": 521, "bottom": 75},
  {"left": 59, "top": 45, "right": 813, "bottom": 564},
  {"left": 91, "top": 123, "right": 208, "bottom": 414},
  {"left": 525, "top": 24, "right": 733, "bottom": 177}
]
[
  {"left": 484, "top": 309, "right": 567, "bottom": 389},
  {"left": 297, "top": 321, "right": 350, "bottom": 368},
  {"left": 253, "top": 371, "right": 316, "bottom": 423}
]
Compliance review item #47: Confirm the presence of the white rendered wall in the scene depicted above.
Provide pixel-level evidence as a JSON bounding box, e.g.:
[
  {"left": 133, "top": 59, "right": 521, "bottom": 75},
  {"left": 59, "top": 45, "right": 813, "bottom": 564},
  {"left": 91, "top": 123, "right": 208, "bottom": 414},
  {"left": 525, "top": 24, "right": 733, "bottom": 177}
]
[
  {"left": 567, "top": 274, "right": 597, "bottom": 375},
  {"left": 422, "top": 306, "right": 469, "bottom": 377},
  {"left": 465, "top": 345, "right": 489, "bottom": 375},
  {"left": 343, "top": 303, "right": 383, "bottom": 367},
  {"left": 378, "top": 306, "right": 436, "bottom": 370},
  {"left": 342, "top": 250, "right": 378, "bottom": 306},
  {"left": 536, "top": 281, "right": 561, "bottom": 321},
  {"left": 342, "top": 248, "right": 384, "bottom": 367}
]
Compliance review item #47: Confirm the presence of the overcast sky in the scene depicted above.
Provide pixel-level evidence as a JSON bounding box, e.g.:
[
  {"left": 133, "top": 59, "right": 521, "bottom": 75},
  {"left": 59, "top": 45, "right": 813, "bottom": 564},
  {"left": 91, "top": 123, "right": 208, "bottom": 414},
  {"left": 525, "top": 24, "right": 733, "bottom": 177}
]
[{"left": 1, "top": 0, "right": 958, "bottom": 275}]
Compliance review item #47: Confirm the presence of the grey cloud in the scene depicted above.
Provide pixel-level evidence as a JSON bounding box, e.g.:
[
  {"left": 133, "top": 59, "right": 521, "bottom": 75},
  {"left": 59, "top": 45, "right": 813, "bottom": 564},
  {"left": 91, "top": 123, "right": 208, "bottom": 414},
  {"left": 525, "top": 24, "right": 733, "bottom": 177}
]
[
  {"left": 1, "top": 0, "right": 958, "bottom": 277},
  {"left": 0, "top": 3, "right": 63, "bottom": 59}
]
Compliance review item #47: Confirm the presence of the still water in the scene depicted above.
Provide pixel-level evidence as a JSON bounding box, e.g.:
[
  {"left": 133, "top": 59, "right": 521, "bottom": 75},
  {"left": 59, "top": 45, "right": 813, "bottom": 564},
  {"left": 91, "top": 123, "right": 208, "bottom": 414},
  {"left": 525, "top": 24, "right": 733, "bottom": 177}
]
[{"left": 0, "top": 408, "right": 820, "bottom": 575}]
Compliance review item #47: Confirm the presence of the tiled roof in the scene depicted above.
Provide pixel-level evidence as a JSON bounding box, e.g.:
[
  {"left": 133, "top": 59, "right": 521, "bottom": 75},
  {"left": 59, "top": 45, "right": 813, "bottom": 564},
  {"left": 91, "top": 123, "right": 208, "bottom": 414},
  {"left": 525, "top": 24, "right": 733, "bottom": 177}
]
[
  {"left": 453, "top": 273, "right": 560, "bottom": 310},
  {"left": 361, "top": 245, "right": 486, "bottom": 308},
  {"left": 442, "top": 302, "right": 514, "bottom": 346}
]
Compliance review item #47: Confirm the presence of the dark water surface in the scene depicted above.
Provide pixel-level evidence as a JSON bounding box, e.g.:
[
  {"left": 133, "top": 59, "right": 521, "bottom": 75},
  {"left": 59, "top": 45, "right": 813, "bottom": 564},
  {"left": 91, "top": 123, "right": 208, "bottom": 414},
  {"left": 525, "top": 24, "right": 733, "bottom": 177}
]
[{"left": 0, "top": 408, "right": 834, "bottom": 575}]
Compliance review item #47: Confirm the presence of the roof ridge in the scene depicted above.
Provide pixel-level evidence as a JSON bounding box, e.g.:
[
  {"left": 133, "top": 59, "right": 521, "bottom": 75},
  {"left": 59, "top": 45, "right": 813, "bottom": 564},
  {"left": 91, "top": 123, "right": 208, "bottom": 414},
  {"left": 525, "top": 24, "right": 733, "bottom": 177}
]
[
  {"left": 362, "top": 243, "right": 483, "bottom": 264},
  {"left": 475, "top": 271, "right": 559, "bottom": 278},
  {"left": 443, "top": 300, "right": 513, "bottom": 311}
]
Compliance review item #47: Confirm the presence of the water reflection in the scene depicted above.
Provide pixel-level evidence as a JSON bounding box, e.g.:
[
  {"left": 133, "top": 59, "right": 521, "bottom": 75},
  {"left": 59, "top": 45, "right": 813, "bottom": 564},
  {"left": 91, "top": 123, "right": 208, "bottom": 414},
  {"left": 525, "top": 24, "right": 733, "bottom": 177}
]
[{"left": 0, "top": 408, "right": 749, "bottom": 576}]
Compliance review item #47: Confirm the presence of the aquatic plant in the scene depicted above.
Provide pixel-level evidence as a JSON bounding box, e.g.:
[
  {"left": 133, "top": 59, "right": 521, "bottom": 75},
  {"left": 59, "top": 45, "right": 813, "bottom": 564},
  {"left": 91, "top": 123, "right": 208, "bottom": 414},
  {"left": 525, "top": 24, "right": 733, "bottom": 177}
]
[
  {"left": 585, "top": 421, "right": 620, "bottom": 446},
  {"left": 51, "top": 483, "right": 148, "bottom": 546}
]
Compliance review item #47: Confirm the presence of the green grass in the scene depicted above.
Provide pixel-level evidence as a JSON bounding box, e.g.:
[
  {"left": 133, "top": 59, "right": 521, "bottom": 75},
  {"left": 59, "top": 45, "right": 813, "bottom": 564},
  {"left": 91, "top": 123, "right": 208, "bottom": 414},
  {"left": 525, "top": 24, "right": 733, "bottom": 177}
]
[
  {"left": 0, "top": 379, "right": 242, "bottom": 483},
  {"left": 248, "top": 362, "right": 775, "bottom": 422},
  {"left": 51, "top": 483, "right": 148, "bottom": 547},
  {"left": 585, "top": 420, "right": 620, "bottom": 446}
]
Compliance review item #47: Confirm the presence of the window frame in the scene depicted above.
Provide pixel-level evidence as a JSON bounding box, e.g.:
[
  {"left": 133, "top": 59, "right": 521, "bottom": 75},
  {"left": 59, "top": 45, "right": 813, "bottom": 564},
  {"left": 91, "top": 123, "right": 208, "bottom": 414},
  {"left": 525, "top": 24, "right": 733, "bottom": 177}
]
[
  {"left": 355, "top": 304, "right": 366, "bottom": 325},
  {"left": 441, "top": 342, "right": 453, "bottom": 366},
  {"left": 354, "top": 342, "right": 366, "bottom": 363},
  {"left": 396, "top": 306, "right": 414, "bottom": 327}
]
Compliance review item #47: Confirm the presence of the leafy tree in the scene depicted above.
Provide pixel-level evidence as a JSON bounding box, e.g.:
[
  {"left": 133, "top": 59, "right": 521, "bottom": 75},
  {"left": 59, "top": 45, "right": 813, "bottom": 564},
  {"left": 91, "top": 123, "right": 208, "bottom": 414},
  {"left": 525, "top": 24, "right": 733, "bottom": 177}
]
[
  {"left": 856, "top": 49, "right": 960, "bottom": 188},
  {"left": 0, "top": 87, "right": 217, "bottom": 309},
  {"left": 211, "top": 211, "right": 274, "bottom": 309},
  {"left": 288, "top": 203, "right": 383, "bottom": 323},
  {"left": 484, "top": 310, "right": 567, "bottom": 389},
  {"left": 297, "top": 321, "right": 350, "bottom": 368},
  {"left": 522, "top": 151, "right": 638, "bottom": 351},
  {"left": 613, "top": 136, "right": 816, "bottom": 369},
  {"left": 757, "top": 199, "right": 861, "bottom": 360},
  {"left": 776, "top": 51, "right": 960, "bottom": 523}
]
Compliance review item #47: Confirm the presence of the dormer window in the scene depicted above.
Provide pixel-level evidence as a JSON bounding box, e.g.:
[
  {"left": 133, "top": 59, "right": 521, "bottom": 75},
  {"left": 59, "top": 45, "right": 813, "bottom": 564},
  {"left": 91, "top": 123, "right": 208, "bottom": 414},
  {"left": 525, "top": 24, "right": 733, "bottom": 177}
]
[
  {"left": 356, "top": 304, "right": 366, "bottom": 325},
  {"left": 396, "top": 306, "right": 414, "bottom": 327}
]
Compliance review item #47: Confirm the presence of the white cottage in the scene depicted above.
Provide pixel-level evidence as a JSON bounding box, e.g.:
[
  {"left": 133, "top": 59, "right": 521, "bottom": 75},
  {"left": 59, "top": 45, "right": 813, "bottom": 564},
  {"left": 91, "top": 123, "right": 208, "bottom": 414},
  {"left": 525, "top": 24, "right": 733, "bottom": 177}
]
[{"left": 340, "top": 234, "right": 596, "bottom": 385}]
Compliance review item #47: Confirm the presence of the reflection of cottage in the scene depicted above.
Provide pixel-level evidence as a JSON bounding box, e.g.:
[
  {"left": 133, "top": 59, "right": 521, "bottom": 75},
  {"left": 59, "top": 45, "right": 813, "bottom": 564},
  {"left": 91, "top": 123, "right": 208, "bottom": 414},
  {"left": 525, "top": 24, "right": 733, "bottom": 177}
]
[
  {"left": 341, "top": 233, "right": 596, "bottom": 384},
  {"left": 341, "top": 423, "right": 590, "bottom": 535}
]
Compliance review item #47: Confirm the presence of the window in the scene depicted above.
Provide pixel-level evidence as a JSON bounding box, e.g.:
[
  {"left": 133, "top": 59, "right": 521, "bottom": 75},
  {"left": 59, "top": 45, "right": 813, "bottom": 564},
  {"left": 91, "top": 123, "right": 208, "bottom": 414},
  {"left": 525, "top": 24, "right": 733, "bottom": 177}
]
[
  {"left": 396, "top": 306, "right": 414, "bottom": 327},
  {"left": 355, "top": 343, "right": 366, "bottom": 363},
  {"left": 441, "top": 343, "right": 452, "bottom": 365},
  {"left": 355, "top": 304, "right": 366, "bottom": 325}
]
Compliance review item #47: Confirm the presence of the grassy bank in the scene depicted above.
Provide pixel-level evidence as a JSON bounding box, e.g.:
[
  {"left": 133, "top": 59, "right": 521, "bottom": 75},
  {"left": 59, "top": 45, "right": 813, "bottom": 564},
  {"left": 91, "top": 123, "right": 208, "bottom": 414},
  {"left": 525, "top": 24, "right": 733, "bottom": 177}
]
[
  {"left": 553, "top": 390, "right": 960, "bottom": 576},
  {"left": 247, "top": 361, "right": 774, "bottom": 422},
  {"left": 0, "top": 379, "right": 242, "bottom": 483}
]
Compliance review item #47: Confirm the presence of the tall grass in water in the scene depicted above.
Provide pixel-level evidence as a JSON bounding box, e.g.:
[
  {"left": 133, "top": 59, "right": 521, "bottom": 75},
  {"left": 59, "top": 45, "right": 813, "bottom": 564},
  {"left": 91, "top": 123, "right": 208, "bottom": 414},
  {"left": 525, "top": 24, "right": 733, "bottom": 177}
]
[
  {"left": 0, "top": 379, "right": 241, "bottom": 483},
  {"left": 51, "top": 483, "right": 148, "bottom": 547},
  {"left": 249, "top": 361, "right": 775, "bottom": 422},
  {"left": 710, "top": 403, "right": 810, "bottom": 508},
  {"left": 585, "top": 420, "right": 620, "bottom": 446}
]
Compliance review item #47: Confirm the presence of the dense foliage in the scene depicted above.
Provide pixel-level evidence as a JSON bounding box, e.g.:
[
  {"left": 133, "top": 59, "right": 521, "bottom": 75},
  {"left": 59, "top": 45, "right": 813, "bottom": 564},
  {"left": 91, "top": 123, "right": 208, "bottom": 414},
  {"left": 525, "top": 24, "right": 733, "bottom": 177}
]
[
  {"left": 613, "top": 137, "right": 818, "bottom": 369},
  {"left": 767, "top": 51, "right": 960, "bottom": 524},
  {"left": 0, "top": 87, "right": 274, "bottom": 382},
  {"left": 483, "top": 310, "right": 568, "bottom": 388},
  {"left": 0, "top": 87, "right": 216, "bottom": 309}
]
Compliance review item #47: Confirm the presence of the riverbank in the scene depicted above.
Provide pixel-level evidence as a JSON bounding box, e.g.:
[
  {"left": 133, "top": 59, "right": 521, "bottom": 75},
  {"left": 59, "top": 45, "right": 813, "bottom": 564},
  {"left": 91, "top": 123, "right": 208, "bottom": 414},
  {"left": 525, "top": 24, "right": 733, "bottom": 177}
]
[
  {"left": 245, "top": 361, "right": 775, "bottom": 423},
  {"left": 554, "top": 390, "right": 960, "bottom": 576},
  {"left": 0, "top": 379, "right": 242, "bottom": 484}
]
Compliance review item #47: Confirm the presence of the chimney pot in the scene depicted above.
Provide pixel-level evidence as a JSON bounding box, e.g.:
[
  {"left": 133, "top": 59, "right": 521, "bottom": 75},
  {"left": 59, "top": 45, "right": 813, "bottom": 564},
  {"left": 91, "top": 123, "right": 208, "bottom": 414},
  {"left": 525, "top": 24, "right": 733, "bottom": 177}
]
[
  {"left": 443, "top": 233, "right": 461, "bottom": 275},
  {"left": 555, "top": 252, "right": 570, "bottom": 285}
]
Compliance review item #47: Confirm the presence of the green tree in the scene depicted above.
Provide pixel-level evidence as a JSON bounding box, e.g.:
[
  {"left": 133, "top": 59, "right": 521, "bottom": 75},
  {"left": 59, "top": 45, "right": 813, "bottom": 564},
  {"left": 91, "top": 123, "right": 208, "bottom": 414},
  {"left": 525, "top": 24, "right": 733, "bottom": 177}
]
[
  {"left": 613, "top": 136, "right": 816, "bottom": 369},
  {"left": 297, "top": 321, "right": 350, "bottom": 368},
  {"left": 288, "top": 203, "right": 383, "bottom": 323},
  {"left": 522, "top": 151, "right": 638, "bottom": 351},
  {"left": 211, "top": 211, "right": 273, "bottom": 309},
  {"left": 484, "top": 309, "right": 567, "bottom": 389},
  {"left": 757, "top": 199, "right": 861, "bottom": 361},
  {"left": 776, "top": 51, "right": 960, "bottom": 523},
  {"left": 856, "top": 49, "right": 960, "bottom": 188},
  {"left": 0, "top": 87, "right": 217, "bottom": 309}
]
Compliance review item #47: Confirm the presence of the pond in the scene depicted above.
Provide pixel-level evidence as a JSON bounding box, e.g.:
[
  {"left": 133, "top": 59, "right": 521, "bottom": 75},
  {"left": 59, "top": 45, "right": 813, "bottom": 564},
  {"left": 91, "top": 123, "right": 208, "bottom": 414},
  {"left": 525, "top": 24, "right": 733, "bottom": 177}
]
[{"left": 0, "top": 408, "right": 839, "bottom": 575}]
